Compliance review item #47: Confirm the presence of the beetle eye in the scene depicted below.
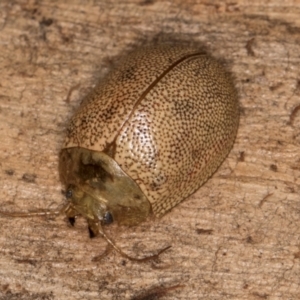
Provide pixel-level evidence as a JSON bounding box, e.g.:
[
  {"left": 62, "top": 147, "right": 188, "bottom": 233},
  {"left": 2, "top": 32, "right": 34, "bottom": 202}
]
[
  {"left": 103, "top": 211, "right": 113, "bottom": 224},
  {"left": 66, "top": 189, "right": 73, "bottom": 199}
]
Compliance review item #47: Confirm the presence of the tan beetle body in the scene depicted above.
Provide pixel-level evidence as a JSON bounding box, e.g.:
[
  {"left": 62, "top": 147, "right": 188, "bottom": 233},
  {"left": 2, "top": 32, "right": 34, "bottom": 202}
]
[
  {"left": 1, "top": 44, "right": 239, "bottom": 261},
  {"left": 59, "top": 44, "right": 239, "bottom": 236}
]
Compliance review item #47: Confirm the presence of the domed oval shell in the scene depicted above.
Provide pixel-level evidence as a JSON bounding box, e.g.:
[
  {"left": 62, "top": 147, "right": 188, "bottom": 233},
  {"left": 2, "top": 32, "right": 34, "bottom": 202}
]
[{"left": 63, "top": 44, "right": 239, "bottom": 217}]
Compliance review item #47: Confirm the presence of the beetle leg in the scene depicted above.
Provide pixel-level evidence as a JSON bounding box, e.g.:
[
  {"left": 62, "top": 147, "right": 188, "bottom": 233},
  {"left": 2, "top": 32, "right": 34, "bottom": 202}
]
[
  {"left": 64, "top": 204, "right": 79, "bottom": 226},
  {"left": 87, "top": 219, "right": 100, "bottom": 238}
]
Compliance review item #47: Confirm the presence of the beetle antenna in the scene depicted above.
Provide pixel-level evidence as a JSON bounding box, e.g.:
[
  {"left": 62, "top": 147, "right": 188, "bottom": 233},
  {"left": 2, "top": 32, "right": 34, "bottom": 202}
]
[
  {"left": 97, "top": 226, "right": 171, "bottom": 262},
  {"left": 0, "top": 203, "right": 70, "bottom": 218}
]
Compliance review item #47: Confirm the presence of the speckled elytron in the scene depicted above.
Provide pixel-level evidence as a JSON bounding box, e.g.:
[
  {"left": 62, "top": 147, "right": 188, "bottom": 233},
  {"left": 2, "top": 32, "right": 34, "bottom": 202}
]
[{"left": 59, "top": 44, "right": 239, "bottom": 238}]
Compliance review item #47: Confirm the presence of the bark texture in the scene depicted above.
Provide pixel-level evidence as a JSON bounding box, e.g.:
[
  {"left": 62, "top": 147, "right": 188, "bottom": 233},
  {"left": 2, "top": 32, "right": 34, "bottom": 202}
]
[{"left": 0, "top": 1, "right": 299, "bottom": 299}]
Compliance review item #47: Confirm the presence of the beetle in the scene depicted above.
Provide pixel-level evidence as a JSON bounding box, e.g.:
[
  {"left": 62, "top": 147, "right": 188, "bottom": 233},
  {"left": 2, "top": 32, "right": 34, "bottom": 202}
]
[{"left": 1, "top": 44, "right": 239, "bottom": 261}]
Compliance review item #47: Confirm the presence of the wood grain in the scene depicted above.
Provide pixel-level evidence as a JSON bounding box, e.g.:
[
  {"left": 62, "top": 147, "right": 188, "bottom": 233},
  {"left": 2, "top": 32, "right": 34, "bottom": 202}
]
[{"left": 0, "top": 1, "right": 299, "bottom": 299}]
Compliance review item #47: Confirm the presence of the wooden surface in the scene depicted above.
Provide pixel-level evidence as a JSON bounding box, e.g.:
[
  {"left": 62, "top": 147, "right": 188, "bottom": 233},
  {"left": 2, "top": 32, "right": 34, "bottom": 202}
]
[{"left": 0, "top": 1, "right": 299, "bottom": 299}]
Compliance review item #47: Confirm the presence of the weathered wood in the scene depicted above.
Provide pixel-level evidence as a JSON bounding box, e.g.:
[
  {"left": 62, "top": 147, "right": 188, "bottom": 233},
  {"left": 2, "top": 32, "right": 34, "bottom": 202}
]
[{"left": 0, "top": 1, "right": 299, "bottom": 299}]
